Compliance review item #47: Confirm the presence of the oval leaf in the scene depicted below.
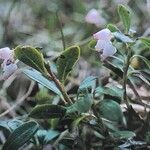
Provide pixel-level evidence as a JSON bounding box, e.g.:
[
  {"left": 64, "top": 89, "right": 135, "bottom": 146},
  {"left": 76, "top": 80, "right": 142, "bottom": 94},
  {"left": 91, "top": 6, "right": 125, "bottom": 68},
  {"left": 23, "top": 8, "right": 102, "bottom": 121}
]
[
  {"left": 107, "top": 24, "right": 119, "bottom": 32},
  {"left": 113, "top": 32, "right": 133, "bottom": 43},
  {"left": 112, "top": 130, "right": 136, "bottom": 139},
  {"left": 29, "top": 104, "right": 66, "bottom": 119},
  {"left": 23, "top": 69, "right": 61, "bottom": 96},
  {"left": 2, "top": 121, "right": 39, "bottom": 150},
  {"left": 118, "top": 5, "right": 131, "bottom": 33},
  {"left": 67, "top": 94, "right": 92, "bottom": 113},
  {"left": 78, "top": 76, "right": 97, "bottom": 92},
  {"left": 88, "top": 39, "right": 97, "bottom": 50},
  {"left": 56, "top": 46, "right": 80, "bottom": 83},
  {"left": 15, "top": 46, "right": 47, "bottom": 74},
  {"left": 37, "top": 129, "right": 59, "bottom": 144},
  {"left": 96, "top": 99, "right": 124, "bottom": 124}
]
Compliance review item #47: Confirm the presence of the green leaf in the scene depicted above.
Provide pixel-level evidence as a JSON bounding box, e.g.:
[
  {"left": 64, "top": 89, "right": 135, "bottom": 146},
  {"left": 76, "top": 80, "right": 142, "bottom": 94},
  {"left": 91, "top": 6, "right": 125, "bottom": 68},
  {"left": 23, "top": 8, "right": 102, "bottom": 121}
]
[
  {"left": 78, "top": 76, "right": 97, "bottom": 92},
  {"left": 15, "top": 46, "right": 47, "bottom": 74},
  {"left": 103, "top": 61, "right": 123, "bottom": 78},
  {"left": 67, "top": 94, "right": 92, "bottom": 113},
  {"left": 23, "top": 69, "right": 61, "bottom": 96},
  {"left": 112, "top": 130, "right": 136, "bottom": 139},
  {"left": 37, "top": 129, "right": 59, "bottom": 144},
  {"left": 0, "top": 121, "right": 11, "bottom": 137},
  {"left": 107, "top": 24, "right": 119, "bottom": 32},
  {"left": 88, "top": 39, "right": 97, "bottom": 50},
  {"left": 7, "top": 119, "right": 23, "bottom": 132},
  {"left": 118, "top": 5, "right": 131, "bottom": 33},
  {"left": 56, "top": 46, "right": 80, "bottom": 83},
  {"left": 139, "top": 37, "right": 150, "bottom": 48},
  {"left": 2, "top": 121, "right": 39, "bottom": 150},
  {"left": 113, "top": 32, "right": 133, "bottom": 43},
  {"left": 29, "top": 104, "right": 66, "bottom": 119},
  {"left": 95, "top": 86, "right": 123, "bottom": 100},
  {"left": 96, "top": 99, "right": 124, "bottom": 124},
  {"left": 0, "top": 119, "right": 23, "bottom": 137}
]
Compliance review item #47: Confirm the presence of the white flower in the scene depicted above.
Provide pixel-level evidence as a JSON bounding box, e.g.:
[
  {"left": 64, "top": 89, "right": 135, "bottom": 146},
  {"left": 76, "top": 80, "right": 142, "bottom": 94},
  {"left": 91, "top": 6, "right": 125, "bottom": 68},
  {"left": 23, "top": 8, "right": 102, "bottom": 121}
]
[
  {"left": 85, "top": 9, "right": 106, "bottom": 27},
  {"left": 93, "top": 28, "right": 116, "bottom": 60},
  {"left": 2, "top": 63, "right": 18, "bottom": 80},
  {"left": 93, "top": 28, "right": 113, "bottom": 41},
  {"left": 95, "top": 40, "right": 116, "bottom": 60},
  {"left": 0, "top": 47, "right": 12, "bottom": 60},
  {"left": 0, "top": 47, "right": 18, "bottom": 80}
]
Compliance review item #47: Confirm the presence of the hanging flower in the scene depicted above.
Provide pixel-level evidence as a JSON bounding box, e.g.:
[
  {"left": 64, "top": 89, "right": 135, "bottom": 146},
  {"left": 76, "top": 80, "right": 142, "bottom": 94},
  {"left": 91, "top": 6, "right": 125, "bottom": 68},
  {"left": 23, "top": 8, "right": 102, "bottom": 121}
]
[
  {"left": 85, "top": 9, "right": 106, "bottom": 27},
  {"left": 0, "top": 47, "right": 18, "bottom": 80},
  {"left": 93, "top": 28, "right": 113, "bottom": 41},
  {"left": 0, "top": 47, "right": 13, "bottom": 60},
  {"left": 2, "top": 63, "right": 18, "bottom": 80},
  {"left": 93, "top": 28, "right": 116, "bottom": 60}
]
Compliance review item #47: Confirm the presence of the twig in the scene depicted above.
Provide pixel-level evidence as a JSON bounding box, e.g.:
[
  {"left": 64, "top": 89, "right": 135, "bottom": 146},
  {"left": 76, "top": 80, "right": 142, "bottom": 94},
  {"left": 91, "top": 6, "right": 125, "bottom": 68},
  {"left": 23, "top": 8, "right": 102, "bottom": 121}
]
[
  {"left": 47, "top": 67, "right": 73, "bottom": 104},
  {"left": 0, "top": 81, "right": 35, "bottom": 118},
  {"left": 122, "top": 45, "right": 131, "bottom": 108}
]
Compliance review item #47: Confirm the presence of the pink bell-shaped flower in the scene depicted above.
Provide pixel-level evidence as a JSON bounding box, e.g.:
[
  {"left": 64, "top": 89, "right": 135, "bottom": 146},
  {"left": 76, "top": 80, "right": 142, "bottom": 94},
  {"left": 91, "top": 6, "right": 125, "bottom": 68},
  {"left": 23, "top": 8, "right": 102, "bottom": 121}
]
[
  {"left": 93, "top": 28, "right": 113, "bottom": 41},
  {"left": 93, "top": 28, "right": 116, "bottom": 60},
  {"left": 2, "top": 63, "right": 18, "bottom": 80},
  {"left": 85, "top": 9, "right": 106, "bottom": 27},
  {"left": 0, "top": 47, "right": 18, "bottom": 80},
  {"left": 95, "top": 40, "right": 116, "bottom": 60},
  {"left": 0, "top": 47, "right": 12, "bottom": 60}
]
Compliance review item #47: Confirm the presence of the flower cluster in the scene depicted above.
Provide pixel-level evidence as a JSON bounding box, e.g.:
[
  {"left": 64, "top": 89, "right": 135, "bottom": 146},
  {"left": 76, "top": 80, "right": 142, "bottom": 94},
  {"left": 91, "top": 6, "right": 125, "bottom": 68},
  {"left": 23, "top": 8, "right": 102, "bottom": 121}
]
[
  {"left": 0, "top": 47, "right": 18, "bottom": 80},
  {"left": 93, "top": 28, "right": 117, "bottom": 60}
]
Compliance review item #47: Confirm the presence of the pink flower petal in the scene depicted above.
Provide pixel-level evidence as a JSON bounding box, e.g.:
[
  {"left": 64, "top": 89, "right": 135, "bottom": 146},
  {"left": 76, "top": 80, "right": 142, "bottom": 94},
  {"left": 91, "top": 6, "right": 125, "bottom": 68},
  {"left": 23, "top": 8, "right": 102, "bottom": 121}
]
[
  {"left": 0, "top": 47, "right": 12, "bottom": 60},
  {"left": 85, "top": 9, "right": 106, "bottom": 27},
  {"left": 95, "top": 40, "right": 117, "bottom": 60},
  {"left": 93, "top": 28, "right": 113, "bottom": 41},
  {"left": 2, "top": 63, "right": 18, "bottom": 80}
]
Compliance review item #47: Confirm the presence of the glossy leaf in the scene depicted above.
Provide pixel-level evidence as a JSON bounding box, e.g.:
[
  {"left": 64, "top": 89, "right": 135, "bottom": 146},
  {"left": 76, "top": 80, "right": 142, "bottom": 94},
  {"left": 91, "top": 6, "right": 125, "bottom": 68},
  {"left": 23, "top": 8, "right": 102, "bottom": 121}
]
[
  {"left": 29, "top": 104, "right": 66, "bottom": 119},
  {"left": 67, "top": 94, "right": 92, "bottom": 113},
  {"left": 118, "top": 5, "right": 131, "bottom": 33},
  {"left": 103, "top": 60, "right": 123, "bottom": 78},
  {"left": 78, "top": 76, "right": 97, "bottom": 92},
  {"left": 112, "top": 130, "right": 136, "bottom": 139},
  {"left": 7, "top": 119, "right": 23, "bottom": 132},
  {"left": 96, "top": 99, "right": 124, "bottom": 124},
  {"left": 113, "top": 32, "right": 133, "bottom": 43},
  {"left": 37, "top": 129, "right": 59, "bottom": 144},
  {"left": 56, "top": 46, "right": 80, "bottom": 83},
  {"left": 95, "top": 86, "right": 123, "bottom": 100},
  {"left": 0, "top": 119, "right": 23, "bottom": 137},
  {"left": 2, "top": 121, "right": 39, "bottom": 150},
  {"left": 23, "top": 69, "right": 61, "bottom": 96},
  {"left": 88, "top": 39, "right": 97, "bottom": 50},
  {"left": 15, "top": 46, "right": 47, "bottom": 74},
  {"left": 0, "top": 121, "right": 11, "bottom": 137},
  {"left": 107, "top": 24, "right": 119, "bottom": 32}
]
